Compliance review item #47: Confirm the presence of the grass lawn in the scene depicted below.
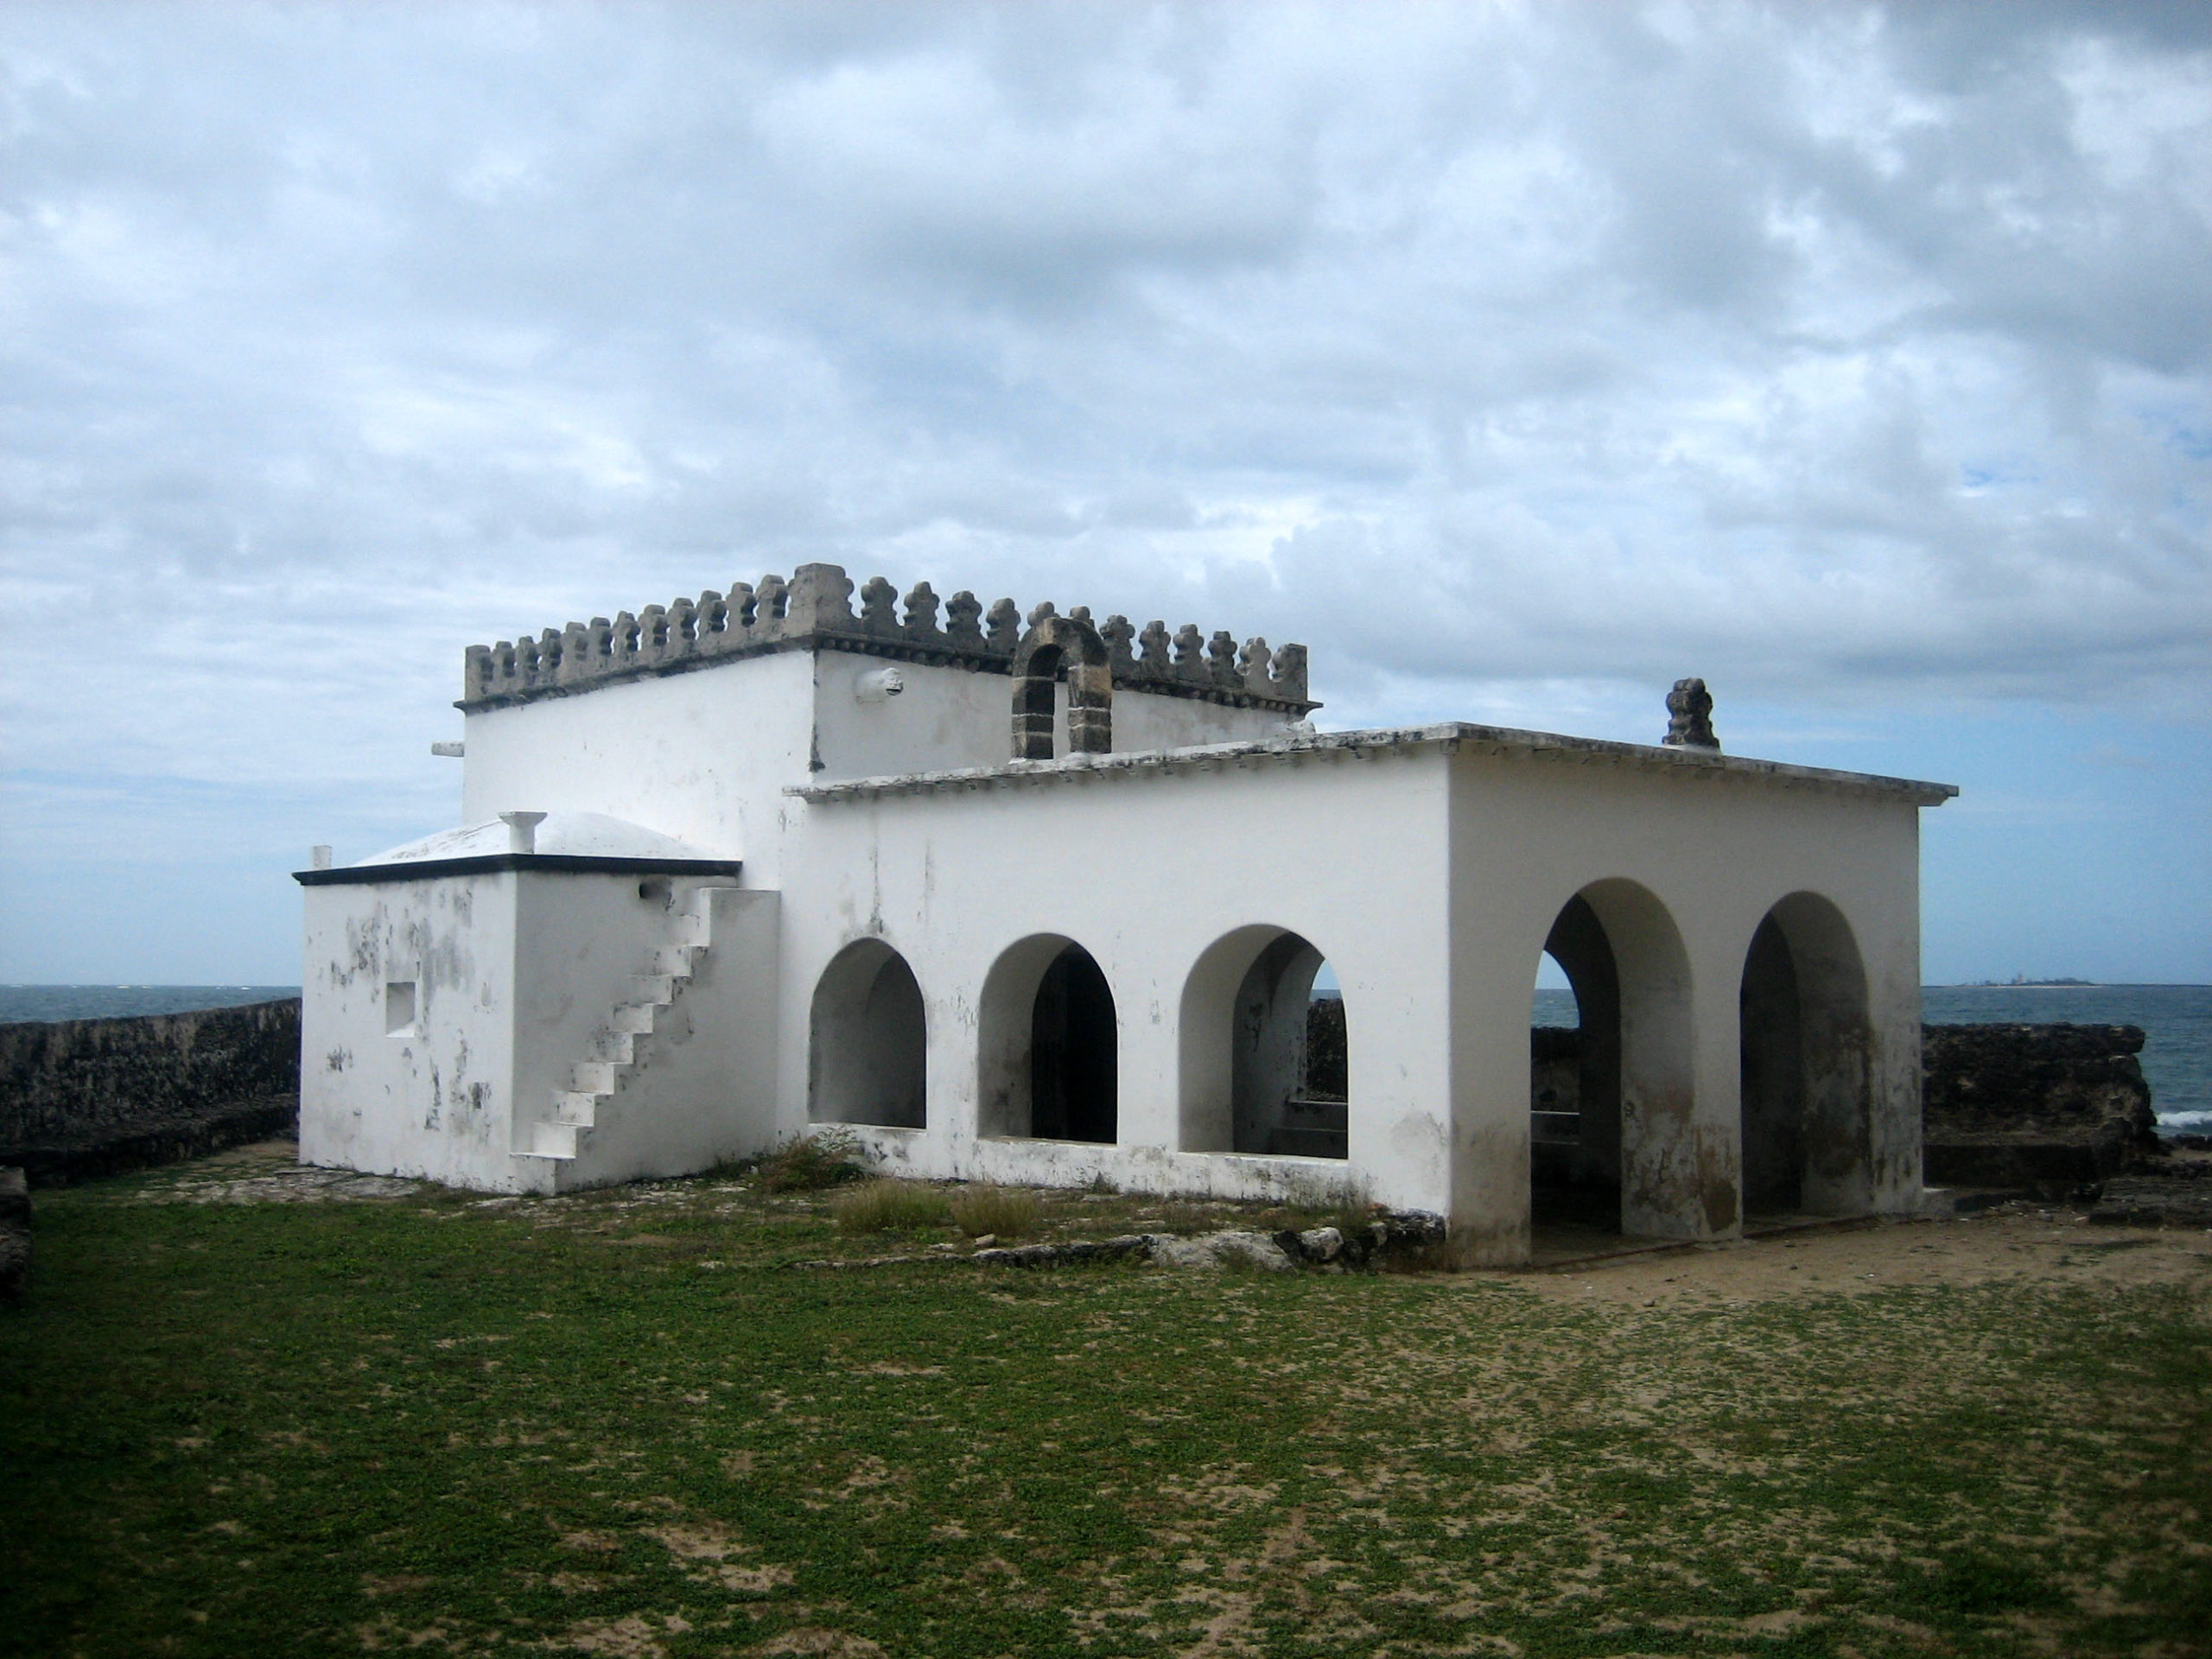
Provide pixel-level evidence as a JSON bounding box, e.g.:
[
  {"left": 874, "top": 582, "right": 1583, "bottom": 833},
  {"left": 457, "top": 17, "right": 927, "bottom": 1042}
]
[{"left": 3, "top": 1145, "right": 2208, "bottom": 1658}]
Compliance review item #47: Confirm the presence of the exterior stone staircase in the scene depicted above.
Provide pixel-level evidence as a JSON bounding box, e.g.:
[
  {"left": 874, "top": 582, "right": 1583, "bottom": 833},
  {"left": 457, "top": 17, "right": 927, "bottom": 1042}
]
[{"left": 521, "top": 891, "right": 719, "bottom": 1163}]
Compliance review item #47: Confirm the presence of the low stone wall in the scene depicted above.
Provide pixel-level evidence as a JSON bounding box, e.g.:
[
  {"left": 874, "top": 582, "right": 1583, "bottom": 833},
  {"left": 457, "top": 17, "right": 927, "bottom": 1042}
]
[
  {"left": 1509, "top": 1019, "right": 2160, "bottom": 1196},
  {"left": 1922, "top": 1023, "right": 2158, "bottom": 1191},
  {"left": 0, "top": 1000, "right": 302, "bottom": 1186}
]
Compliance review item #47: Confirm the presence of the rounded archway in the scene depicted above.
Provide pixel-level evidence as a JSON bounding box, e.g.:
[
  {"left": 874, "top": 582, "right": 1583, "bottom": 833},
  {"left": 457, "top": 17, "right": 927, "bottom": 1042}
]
[
  {"left": 1739, "top": 892, "right": 1872, "bottom": 1217},
  {"left": 809, "top": 939, "right": 926, "bottom": 1128},
  {"left": 1528, "top": 880, "right": 1698, "bottom": 1240},
  {"left": 1179, "top": 926, "right": 1346, "bottom": 1156},
  {"left": 977, "top": 935, "right": 1118, "bottom": 1143},
  {"left": 1010, "top": 615, "right": 1112, "bottom": 760}
]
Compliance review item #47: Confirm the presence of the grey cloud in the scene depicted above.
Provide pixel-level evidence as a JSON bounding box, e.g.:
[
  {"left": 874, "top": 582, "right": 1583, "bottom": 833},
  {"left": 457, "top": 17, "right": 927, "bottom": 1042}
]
[{"left": 2, "top": 0, "right": 2208, "bottom": 820}]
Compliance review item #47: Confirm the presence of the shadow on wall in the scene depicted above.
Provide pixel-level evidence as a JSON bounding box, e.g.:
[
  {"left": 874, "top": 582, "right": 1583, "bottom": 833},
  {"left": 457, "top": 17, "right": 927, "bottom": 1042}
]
[{"left": 809, "top": 941, "right": 925, "bottom": 1129}]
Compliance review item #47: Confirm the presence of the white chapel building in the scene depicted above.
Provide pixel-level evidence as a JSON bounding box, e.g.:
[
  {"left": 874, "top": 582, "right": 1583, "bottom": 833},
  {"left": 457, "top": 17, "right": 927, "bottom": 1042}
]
[{"left": 297, "top": 563, "right": 1955, "bottom": 1265}]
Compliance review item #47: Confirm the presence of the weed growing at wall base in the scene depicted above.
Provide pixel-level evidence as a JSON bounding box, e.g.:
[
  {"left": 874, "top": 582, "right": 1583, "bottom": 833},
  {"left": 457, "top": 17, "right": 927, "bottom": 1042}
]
[
  {"left": 2, "top": 1153, "right": 2208, "bottom": 1657},
  {"left": 830, "top": 1177, "right": 951, "bottom": 1234},
  {"left": 947, "top": 1182, "right": 1039, "bottom": 1239},
  {"left": 749, "top": 1127, "right": 865, "bottom": 1192}
]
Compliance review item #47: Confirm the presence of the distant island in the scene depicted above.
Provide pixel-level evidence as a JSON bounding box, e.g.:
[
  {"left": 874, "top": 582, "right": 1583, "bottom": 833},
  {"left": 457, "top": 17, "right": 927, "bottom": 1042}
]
[{"left": 1967, "top": 976, "right": 2096, "bottom": 988}]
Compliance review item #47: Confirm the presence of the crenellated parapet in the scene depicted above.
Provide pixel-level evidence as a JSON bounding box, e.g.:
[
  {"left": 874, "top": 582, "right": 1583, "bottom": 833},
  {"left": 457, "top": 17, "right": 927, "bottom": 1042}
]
[{"left": 460, "top": 562, "right": 1315, "bottom": 714}]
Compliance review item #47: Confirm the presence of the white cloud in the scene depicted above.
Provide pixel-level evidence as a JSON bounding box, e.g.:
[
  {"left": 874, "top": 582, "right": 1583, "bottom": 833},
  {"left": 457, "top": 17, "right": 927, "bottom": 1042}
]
[{"left": 0, "top": 0, "right": 2208, "bottom": 975}]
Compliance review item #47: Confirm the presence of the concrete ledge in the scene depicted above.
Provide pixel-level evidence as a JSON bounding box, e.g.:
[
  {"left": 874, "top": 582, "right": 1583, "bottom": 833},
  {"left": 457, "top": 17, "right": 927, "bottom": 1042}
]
[
  {"left": 1923, "top": 1131, "right": 2132, "bottom": 1189},
  {"left": 791, "top": 721, "right": 1957, "bottom": 807},
  {"left": 3, "top": 1095, "right": 298, "bottom": 1188},
  {"left": 295, "top": 854, "right": 743, "bottom": 887}
]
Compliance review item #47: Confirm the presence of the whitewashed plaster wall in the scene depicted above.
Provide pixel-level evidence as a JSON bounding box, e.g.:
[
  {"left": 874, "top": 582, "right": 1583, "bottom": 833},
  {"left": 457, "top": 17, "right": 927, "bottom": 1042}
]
[
  {"left": 1439, "top": 746, "right": 1926, "bottom": 1264},
  {"left": 302, "top": 870, "right": 779, "bottom": 1194},
  {"left": 461, "top": 652, "right": 817, "bottom": 879},
  {"left": 809, "top": 651, "right": 1287, "bottom": 782},
  {"left": 460, "top": 648, "right": 1294, "bottom": 887},
  {"left": 779, "top": 737, "right": 1933, "bottom": 1263},
  {"left": 779, "top": 749, "right": 1456, "bottom": 1213},
  {"left": 301, "top": 870, "right": 519, "bottom": 1190},
  {"left": 512, "top": 878, "right": 779, "bottom": 1192}
]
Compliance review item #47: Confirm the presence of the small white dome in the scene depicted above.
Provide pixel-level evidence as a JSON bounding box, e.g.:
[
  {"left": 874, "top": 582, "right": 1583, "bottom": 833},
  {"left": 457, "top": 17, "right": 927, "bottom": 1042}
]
[{"left": 357, "top": 812, "right": 726, "bottom": 866}]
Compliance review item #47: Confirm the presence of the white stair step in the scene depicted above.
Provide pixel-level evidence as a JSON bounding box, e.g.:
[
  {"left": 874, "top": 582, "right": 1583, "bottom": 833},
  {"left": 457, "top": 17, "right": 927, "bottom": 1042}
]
[
  {"left": 570, "top": 1059, "right": 617, "bottom": 1094},
  {"left": 554, "top": 1091, "right": 600, "bottom": 1128},
  {"left": 586, "top": 1030, "right": 636, "bottom": 1064},
  {"left": 610, "top": 1003, "right": 657, "bottom": 1035},
  {"left": 651, "top": 949, "right": 697, "bottom": 976},
  {"left": 670, "top": 915, "right": 709, "bottom": 948},
  {"left": 528, "top": 1122, "right": 579, "bottom": 1160},
  {"left": 628, "top": 975, "right": 677, "bottom": 1005}
]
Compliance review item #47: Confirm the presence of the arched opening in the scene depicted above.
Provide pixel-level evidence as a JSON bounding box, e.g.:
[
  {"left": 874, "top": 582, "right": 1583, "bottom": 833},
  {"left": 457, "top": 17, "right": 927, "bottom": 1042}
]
[
  {"left": 977, "top": 935, "right": 1117, "bottom": 1142},
  {"left": 1529, "top": 882, "right": 1700, "bottom": 1241},
  {"left": 1178, "top": 927, "right": 1346, "bottom": 1157},
  {"left": 1739, "top": 893, "right": 1872, "bottom": 1217},
  {"left": 1011, "top": 615, "right": 1112, "bottom": 760},
  {"left": 1529, "top": 899, "right": 1624, "bottom": 1234},
  {"left": 809, "top": 939, "right": 926, "bottom": 1128}
]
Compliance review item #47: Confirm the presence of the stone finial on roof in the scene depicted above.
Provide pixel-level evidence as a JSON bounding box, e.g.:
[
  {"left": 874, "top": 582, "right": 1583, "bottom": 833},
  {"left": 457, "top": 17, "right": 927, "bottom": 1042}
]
[
  {"left": 1662, "top": 678, "right": 1719, "bottom": 751},
  {"left": 902, "top": 582, "right": 943, "bottom": 642},
  {"left": 859, "top": 575, "right": 900, "bottom": 636},
  {"left": 945, "top": 590, "right": 985, "bottom": 649}
]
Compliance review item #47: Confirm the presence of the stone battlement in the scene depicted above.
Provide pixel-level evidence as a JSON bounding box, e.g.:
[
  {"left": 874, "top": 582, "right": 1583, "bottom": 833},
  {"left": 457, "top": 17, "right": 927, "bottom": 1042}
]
[{"left": 461, "top": 562, "right": 1313, "bottom": 714}]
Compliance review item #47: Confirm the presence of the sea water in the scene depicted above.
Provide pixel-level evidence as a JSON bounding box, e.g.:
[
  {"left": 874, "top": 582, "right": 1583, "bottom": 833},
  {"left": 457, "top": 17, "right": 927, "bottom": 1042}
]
[
  {"left": 0, "top": 985, "right": 299, "bottom": 1025},
  {"left": 1535, "top": 983, "right": 2209, "bottom": 1136}
]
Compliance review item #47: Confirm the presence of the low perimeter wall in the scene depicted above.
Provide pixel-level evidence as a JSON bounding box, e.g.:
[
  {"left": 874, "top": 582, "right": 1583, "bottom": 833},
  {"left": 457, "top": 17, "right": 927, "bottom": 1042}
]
[
  {"left": 0, "top": 999, "right": 302, "bottom": 1185},
  {"left": 1921, "top": 1022, "right": 2159, "bottom": 1189},
  {"left": 0, "top": 1000, "right": 2164, "bottom": 1194}
]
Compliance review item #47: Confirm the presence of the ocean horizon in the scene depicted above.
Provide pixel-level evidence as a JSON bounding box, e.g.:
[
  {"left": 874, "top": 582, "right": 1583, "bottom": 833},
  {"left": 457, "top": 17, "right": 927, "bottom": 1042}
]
[{"left": 7, "top": 981, "right": 2207, "bottom": 1135}]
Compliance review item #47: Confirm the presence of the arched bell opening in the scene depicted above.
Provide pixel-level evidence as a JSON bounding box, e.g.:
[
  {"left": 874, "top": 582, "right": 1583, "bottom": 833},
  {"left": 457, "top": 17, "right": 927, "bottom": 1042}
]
[
  {"left": 808, "top": 939, "right": 926, "bottom": 1129},
  {"left": 978, "top": 934, "right": 1118, "bottom": 1143},
  {"left": 1179, "top": 927, "right": 1347, "bottom": 1157},
  {"left": 1739, "top": 893, "right": 1873, "bottom": 1218},
  {"left": 1010, "top": 615, "right": 1112, "bottom": 760}
]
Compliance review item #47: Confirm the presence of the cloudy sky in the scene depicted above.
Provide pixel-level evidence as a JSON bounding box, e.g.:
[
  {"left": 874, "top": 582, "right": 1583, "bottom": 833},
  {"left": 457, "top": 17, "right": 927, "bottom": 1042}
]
[{"left": 2, "top": 1, "right": 2206, "bottom": 984}]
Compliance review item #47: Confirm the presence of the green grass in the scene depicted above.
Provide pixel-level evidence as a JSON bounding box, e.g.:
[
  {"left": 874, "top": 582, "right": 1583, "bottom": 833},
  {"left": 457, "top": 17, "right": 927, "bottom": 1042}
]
[{"left": 2, "top": 1155, "right": 2208, "bottom": 1658}]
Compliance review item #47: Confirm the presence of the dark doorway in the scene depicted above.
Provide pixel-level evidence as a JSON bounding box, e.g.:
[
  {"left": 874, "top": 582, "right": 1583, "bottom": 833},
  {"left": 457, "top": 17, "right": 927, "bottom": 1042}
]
[
  {"left": 1030, "top": 944, "right": 1117, "bottom": 1142},
  {"left": 1739, "top": 914, "right": 1807, "bottom": 1215},
  {"left": 1531, "top": 894, "right": 1624, "bottom": 1235}
]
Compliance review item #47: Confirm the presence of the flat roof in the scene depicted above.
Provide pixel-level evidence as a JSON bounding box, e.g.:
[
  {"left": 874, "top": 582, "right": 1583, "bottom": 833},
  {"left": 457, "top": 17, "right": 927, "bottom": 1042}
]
[{"left": 789, "top": 721, "right": 1959, "bottom": 807}]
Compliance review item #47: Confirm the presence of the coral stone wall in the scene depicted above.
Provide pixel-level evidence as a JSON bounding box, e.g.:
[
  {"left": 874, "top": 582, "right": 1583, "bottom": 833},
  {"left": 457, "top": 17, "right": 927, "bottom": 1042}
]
[
  {"left": 0, "top": 999, "right": 302, "bottom": 1184},
  {"left": 1921, "top": 1022, "right": 2158, "bottom": 1187}
]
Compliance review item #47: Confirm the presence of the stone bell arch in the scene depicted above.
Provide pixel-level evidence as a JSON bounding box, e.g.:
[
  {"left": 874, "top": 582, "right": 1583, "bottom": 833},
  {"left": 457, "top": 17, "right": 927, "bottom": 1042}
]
[{"left": 1010, "top": 613, "right": 1112, "bottom": 760}]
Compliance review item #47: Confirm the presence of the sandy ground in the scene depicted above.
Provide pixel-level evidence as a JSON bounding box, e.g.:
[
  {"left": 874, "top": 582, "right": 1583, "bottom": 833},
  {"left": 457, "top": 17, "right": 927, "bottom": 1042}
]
[{"left": 1494, "top": 1208, "right": 2212, "bottom": 1305}]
